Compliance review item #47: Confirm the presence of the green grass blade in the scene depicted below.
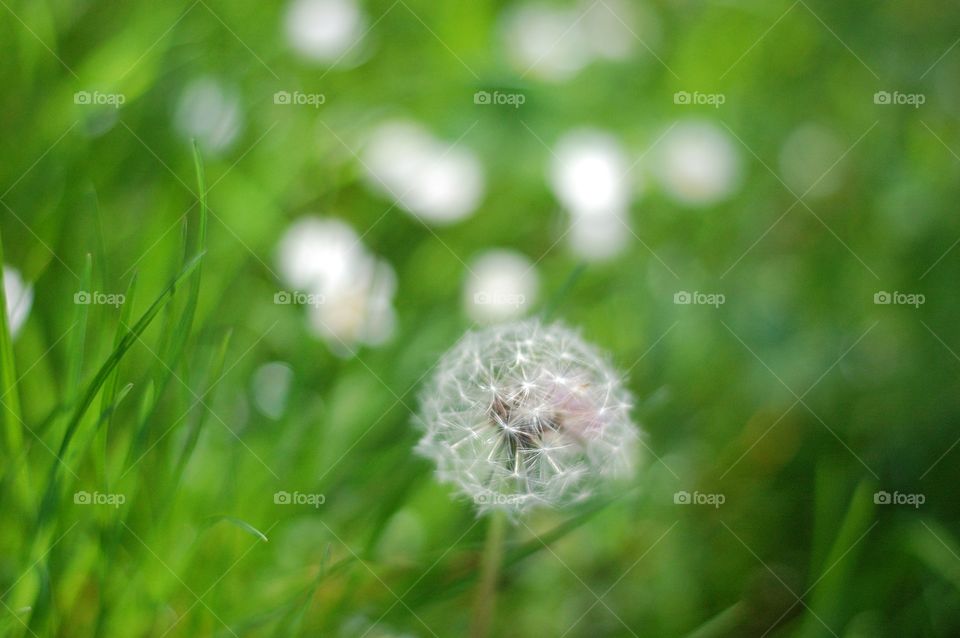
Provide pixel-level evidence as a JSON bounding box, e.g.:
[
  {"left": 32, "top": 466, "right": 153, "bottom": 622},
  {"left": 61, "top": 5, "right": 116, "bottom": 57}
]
[
  {"left": 800, "top": 480, "right": 875, "bottom": 637},
  {"left": 204, "top": 516, "right": 270, "bottom": 543},
  {"left": 95, "top": 273, "right": 138, "bottom": 486},
  {"left": 170, "top": 328, "right": 232, "bottom": 484},
  {"left": 65, "top": 254, "right": 92, "bottom": 407},
  {"left": 161, "top": 140, "right": 208, "bottom": 368},
  {"left": 0, "top": 228, "right": 23, "bottom": 456},
  {"left": 54, "top": 251, "right": 204, "bottom": 462}
]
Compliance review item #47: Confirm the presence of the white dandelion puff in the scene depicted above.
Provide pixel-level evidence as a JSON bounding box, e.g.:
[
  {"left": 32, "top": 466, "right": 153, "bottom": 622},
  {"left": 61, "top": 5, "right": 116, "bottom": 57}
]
[{"left": 415, "top": 319, "right": 639, "bottom": 515}]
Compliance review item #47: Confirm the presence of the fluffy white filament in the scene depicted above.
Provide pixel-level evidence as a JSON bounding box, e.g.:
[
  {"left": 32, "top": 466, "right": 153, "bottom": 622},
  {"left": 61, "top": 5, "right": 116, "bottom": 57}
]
[{"left": 416, "top": 320, "right": 638, "bottom": 515}]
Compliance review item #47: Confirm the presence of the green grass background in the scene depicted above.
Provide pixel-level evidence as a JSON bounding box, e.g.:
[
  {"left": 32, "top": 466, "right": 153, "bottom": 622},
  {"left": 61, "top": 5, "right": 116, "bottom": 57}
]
[{"left": 1, "top": 0, "right": 959, "bottom": 636}]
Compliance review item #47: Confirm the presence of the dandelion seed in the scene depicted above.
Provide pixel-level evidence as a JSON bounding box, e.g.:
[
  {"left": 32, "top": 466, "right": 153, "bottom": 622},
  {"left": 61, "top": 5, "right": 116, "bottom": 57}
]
[{"left": 415, "top": 319, "right": 639, "bottom": 515}]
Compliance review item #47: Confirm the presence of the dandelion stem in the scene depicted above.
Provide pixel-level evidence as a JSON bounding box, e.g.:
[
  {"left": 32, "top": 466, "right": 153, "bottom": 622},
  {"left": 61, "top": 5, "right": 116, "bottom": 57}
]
[{"left": 470, "top": 510, "right": 507, "bottom": 638}]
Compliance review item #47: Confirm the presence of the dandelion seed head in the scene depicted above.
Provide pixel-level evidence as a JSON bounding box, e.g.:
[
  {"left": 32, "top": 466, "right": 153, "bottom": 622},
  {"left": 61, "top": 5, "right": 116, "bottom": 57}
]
[{"left": 415, "top": 319, "right": 638, "bottom": 515}]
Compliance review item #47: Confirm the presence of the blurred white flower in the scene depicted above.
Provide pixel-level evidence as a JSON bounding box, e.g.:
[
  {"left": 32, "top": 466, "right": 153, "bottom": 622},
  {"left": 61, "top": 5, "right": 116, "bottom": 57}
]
[
  {"left": 548, "top": 129, "right": 634, "bottom": 261},
  {"left": 276, "top": 216, "right": 397, "bottom": 353},
  {"left": 307, "top": 258, "right": 396, "bottom": 352},
  {"left": 416, "top": 319, "right": 638, "bottom": 515},
  {"left": 501, "top": 4, "right": 591, "bottom": 81},
  {"left": 277, "top": 217, "right": 368, "bottom": 294},
  {"left": 284, "top": 0, "right": 366, "bottom": 64},
  {"left": 3, "top": 265, "right": 32, "bottom": 338},
  {"left": 567, "top": 208, "right": 631, "bottom": 261},
  {"left": 362, "top": 120, "right": 485, "bottom": 224},
  {"left": 251, "top": 361, "right": 294, "bottom": 419},
  {"left": 501, "top": 1, "right": 651, "bottom": 81},
  {"left": 655, "top": 120, "right": 741, "bottom": 206},
  {"left": 174, "top": 77, "right": 243, "bottom": 153},
  {"left": 463, "top": 250, "right": 539, "bottom": 324},
  {"left": 578, "top": 0, "right": 646, "bottom": 61},
  {"left": 550, "top": 129, "right": 631, "bottom": 216},
  {"left": 779, "top": 123, "right": 844, "bottom": 199}
]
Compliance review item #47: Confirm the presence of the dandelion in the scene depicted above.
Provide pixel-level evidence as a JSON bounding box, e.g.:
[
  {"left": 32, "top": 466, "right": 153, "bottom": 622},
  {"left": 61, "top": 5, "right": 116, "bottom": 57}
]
[
  {"left": 415, "top": 319, "right": 638, "bottom": 515},
  {"left": 3, "top": 265, "right": 32, "bottom": 339}
]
